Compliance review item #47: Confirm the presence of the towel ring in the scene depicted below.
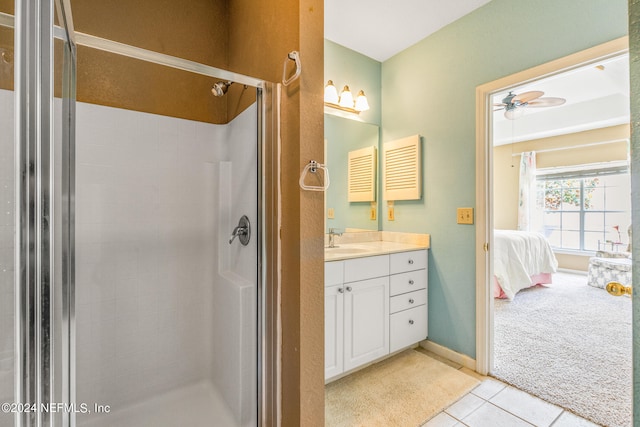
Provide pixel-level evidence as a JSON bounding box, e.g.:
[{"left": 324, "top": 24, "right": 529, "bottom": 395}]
[
  {"left": 282, "top": 51, "right": 302, "bottom": 86},
  {"left": 299, "top": 160, "right": 330, "bottom": 191}
]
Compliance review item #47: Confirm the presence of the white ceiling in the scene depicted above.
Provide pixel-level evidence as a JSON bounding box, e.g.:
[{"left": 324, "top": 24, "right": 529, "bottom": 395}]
[
  {"left": 324, "top": 2, "right": 630, "bottom": 144},
  {"left": 324, "top": 0, "right": 492, "bottom": 62},
  {"left": 492, "top": 54, "right": 630, "bottom": 146}
]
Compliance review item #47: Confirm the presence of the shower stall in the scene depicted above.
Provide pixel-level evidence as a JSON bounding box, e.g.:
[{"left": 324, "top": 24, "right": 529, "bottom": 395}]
[{"left": 0, "top": 1, "right": 277, "bottom": 426}]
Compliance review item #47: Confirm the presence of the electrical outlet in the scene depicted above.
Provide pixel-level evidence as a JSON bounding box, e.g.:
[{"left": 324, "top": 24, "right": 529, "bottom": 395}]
[
  {"left": 457, "top": 208, "right": 474, "bottom": 224},
  {"left": 387, "top": 206, "right": 395, "bottom": 221},
  {"left": 327, "top": 208, "right": 335, "bottom": 219}
]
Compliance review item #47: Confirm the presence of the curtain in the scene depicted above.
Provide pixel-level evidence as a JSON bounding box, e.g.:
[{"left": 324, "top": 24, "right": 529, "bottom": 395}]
[{"left": 517, "top": 151, "right": 537, "bottom": 231}]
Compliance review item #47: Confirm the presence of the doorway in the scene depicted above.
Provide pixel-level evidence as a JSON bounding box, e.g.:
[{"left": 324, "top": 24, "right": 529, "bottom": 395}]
[{"left": 475, "top": 37, "right": 631, "bottom": 426}]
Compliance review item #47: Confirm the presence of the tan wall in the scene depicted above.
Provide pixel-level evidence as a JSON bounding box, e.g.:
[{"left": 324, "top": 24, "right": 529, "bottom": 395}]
[
  {"left": 70, "top": 0, "right": 231, "bottom": 123},
  {"left": 494, "top": 124, "right": 630, "bottom": 270},
  {"left": 555, "top": 253, "right": 591, "bottom": 271}
]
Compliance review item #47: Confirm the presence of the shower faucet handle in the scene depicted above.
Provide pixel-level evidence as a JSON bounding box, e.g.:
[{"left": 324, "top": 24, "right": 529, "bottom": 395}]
[{"left": 229, "top": 215, "right": 251, "bottom": 246}]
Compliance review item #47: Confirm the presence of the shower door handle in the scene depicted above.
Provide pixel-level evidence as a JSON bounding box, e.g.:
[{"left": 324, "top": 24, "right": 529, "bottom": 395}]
[{"left": 229, "top": 215, "right": 251, "bottom": 246}]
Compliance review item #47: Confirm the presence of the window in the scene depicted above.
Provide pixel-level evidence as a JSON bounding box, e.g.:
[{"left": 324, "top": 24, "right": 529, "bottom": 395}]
[{"left": 536, "top": 165, "right": 631, "bottom": 252}]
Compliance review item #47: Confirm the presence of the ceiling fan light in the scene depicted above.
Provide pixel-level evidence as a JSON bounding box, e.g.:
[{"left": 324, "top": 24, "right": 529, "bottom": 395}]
[
  {"left": 339, "top": 85, "right": 354, "bottom": 108},
  {"left": 354, "top": 90, "right": 370, "bottom": 112},
  {"left": 504, "top": 107, "right": 524, "bottom": 120},
  {"left": 324, "top": 80, "right": 339, "bottom": 104}
]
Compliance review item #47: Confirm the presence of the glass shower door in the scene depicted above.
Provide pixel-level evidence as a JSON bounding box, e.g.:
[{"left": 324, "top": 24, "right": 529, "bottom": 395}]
[{"left": 0, "top": 6, "right": 15, "bottom": 427}]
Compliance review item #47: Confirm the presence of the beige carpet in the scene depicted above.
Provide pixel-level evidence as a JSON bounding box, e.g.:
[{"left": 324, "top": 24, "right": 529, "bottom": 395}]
[
  {"left": 325, "top": 349, "right": 480, "bottom": 427},
  {"left": 493, "top": 272, "right": 632, "bottom": 427}
]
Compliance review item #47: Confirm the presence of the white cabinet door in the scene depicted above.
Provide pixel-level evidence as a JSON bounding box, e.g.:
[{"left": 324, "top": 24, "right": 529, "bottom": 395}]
[
  {"left": 325, "top": 284, "right": 344, "bottom": 380},
  {"left": 343, "top": 276, "right": 389, "bottom": 372}
]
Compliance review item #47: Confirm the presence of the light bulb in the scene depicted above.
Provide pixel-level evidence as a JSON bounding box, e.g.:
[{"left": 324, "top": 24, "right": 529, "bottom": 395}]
[
  {"left": 324, "top": 80, "right": 339, "bottom": 104},
  {"left": 339, "top": 85, "right": 354, "bottom": 108},
  {"left": 354, "top": 90, "right": 370, "bottom": 112},
  {"left": 504, "top": 107, "right": 524, "bottom": 120}
]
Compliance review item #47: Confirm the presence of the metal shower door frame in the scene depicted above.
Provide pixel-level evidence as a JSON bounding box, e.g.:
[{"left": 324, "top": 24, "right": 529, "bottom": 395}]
[{"left": 15, "top": 0, "right": 76, "bottom": 426}]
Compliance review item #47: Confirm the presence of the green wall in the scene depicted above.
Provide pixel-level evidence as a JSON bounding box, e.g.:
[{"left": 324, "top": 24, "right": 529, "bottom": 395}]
[
  {"left": 324, "top": 39, "right": 382, "bottom": 126},
  {"left": 324, "top": 39, "right": 383, "bottom": 231},
  {"left": 381, "top": 0, "right": 629, "bottom": 357}
]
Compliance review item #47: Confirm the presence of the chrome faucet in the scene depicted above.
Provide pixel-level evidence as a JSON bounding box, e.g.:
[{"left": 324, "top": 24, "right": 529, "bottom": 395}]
[{"left": 327, "top": 228, "right": 343, "bottom": 248}]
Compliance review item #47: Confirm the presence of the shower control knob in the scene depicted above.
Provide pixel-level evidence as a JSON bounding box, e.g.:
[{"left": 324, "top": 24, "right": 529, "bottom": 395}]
[{"left": 229, "top": 215, "right": 251, "bottom": 246}]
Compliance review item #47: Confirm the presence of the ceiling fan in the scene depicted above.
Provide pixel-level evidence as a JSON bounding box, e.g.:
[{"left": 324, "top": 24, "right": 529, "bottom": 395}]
[{"left": 494, "top": 90, "right": 566, "bottom": 120}]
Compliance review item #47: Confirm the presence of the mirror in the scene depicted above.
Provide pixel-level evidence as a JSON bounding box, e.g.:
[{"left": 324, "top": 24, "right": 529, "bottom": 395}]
[{"left": 325, "top": 113, "right": 380, "bottom": 231}]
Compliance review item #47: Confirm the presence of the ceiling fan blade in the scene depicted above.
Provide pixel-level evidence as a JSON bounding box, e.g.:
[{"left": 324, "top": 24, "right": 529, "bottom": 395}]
[
  {"left": 527, "top": 97, "right": 566, "bottom": 108},
  {"left": 493, "top": 103, "right": 507, "bottom": 107},
  {"left": 512, "top": 90, "right": 544, "bottom": 103}
]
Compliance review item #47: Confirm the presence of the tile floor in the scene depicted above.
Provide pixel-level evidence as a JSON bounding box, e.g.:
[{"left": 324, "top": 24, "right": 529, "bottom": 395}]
[
  {"left": 422, "top": 377, "right": 600, "bottom": 427},
  {"left": 415, "top": 348, "right": 600, "bottom": 427}
]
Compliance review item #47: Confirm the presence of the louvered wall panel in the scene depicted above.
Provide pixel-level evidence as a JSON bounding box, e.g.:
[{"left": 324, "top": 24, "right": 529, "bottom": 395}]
[
  {"left": 383, "top": 135, "right": 421, "bottom": 200},
  {"left": 348, "top": 146, "right": 377, "bottom": 202}
]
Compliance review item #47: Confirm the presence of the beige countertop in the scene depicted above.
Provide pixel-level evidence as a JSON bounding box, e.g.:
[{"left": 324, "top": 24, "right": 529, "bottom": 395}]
[{"left": 324, "top": 241, "right": 429, "bottom": 262}]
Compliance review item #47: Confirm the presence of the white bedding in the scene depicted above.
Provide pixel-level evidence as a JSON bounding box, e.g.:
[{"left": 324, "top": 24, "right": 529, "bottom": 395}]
[{"left": 494, "top": 230, "right": 558, "bottom": 300}]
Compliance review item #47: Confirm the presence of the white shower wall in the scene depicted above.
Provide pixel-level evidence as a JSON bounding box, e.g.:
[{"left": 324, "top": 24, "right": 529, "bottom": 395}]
[
  {"left": 213, "top": 104, "right": 258, "bottom": 426},
  {"left": 75, "top": 99, "right": 258, "bottom": 425},
  {"left": 0, "top": 90, "right": 15, "bottom": 427}
]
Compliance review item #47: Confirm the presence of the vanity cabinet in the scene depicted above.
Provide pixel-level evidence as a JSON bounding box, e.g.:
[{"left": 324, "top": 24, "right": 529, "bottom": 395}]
[
  {"left": 325, "top": 249, "right": 428, "bottom": 381},
  {"left": 325, "top": 256, "right": 390, "bottom": 380}
]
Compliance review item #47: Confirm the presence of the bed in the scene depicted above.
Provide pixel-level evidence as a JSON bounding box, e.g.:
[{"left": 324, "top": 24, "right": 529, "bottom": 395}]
[{"left": 494, "top": 229, "right": 559, "bottom": 300}]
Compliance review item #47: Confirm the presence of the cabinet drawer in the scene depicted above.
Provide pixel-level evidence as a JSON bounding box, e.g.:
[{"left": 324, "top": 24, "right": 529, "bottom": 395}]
[
  {"left": 390, "top": 305, "right": 428, "bottom": 353},
  {"left": 344, "top": 254, "right": 389, "bottom": 283},
  {"left": 390, "top": 289, "right": 427, "bottom": 314},
  {"left": 325, "top": 261, "right": 344, "bottom": 287},
  {"left": 389, "top": 269, "right": 427, "bottom": 296},
  {"left": 390, "top": 250, "right": 428, "bottom": 274}
]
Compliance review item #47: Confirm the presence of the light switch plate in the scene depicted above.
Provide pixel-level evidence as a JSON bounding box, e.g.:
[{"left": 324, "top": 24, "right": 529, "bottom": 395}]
[
  {"left": 457, "top": 207, "right": 474, "bottom": 224},
  {"left": 387, "top": 206, "right": 395, "bottom": 221},
  {"left": 328, "top": 208, "right": 335, "bottom": 219}
]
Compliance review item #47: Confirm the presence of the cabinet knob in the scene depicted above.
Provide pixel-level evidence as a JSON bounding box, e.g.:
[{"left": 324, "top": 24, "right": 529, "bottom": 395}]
[
  {"left": 346, "top": 286, "right": 352, "bottom": 292},
  {"left": 408, "top": 319, "right": 415, "bottom": 325},
  {"left": 408, "top": 280, "right": 414, "bottom": 285},
  {"left": 408, "top": 259, "right": 414, "bottom": 265},
  {"left": 338, "top": 287, "right": 344, "bottom": 293},
  {"left": 409, "top": 298, "right": 415, "bottom": 304}
]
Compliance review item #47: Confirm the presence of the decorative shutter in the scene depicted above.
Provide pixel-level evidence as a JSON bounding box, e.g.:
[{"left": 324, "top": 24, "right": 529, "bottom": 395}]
[
  {"left": 383, "top": 135, "right": 421, "bottom": 200},
  {"left": 348, "top": 146, "right": 377, "bottom": 202}
]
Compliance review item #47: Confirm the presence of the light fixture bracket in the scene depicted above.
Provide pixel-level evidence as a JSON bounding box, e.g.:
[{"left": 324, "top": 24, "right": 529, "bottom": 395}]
[{"left": 324, "top": 101, "right": 361, "bottom": 114}]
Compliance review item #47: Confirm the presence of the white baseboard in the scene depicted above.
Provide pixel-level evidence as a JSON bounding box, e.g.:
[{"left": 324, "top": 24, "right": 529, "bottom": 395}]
[
  {"left": 557, "top": 268, "right": 588, "bottom": 275},
  {"left": 420, "top": 340, "right": 476, "bottom": 371}
]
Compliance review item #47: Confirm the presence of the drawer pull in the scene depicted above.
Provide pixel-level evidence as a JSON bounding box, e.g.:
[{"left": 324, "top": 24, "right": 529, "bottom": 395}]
[
  {"left": 346, "top": 286, "right": 352, "bottom": 292},
  {"left": 408, "top": 259, "right": 414, "bottom": 265},
  {"left": 338, "top": 287, "right": 344, "bottom": 293},
  {"left": 409, "top": 279, "right": 414, "bottom": 285},
  {"left": 408, "top": 319, "right": 414, "bottom": 325},
  {"left": 409, "top": 298, "right": 415, "bottom": 304}
]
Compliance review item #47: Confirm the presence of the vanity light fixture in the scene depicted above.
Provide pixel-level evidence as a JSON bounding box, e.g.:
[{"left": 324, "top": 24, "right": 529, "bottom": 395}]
[
  {"left": 324, "top": 80, "right": 370, "bottom": 114},
  {"left": 324, "top": 80, "right": 339, "bottom": 104}
]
